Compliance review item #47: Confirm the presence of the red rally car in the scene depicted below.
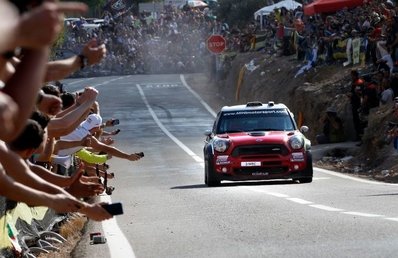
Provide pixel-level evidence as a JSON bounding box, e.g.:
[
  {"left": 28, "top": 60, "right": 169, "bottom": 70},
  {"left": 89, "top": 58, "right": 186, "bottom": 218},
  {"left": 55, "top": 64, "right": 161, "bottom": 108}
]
[{"left": 203, "top": 101, "right": 313, "bottom": 186}]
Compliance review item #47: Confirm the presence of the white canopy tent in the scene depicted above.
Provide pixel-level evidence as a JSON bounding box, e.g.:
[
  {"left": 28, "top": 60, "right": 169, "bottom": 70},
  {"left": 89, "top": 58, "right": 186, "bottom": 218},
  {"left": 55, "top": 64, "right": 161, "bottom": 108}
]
[{"left": 254, "top": 0, "right": 302, "bottom": 19}]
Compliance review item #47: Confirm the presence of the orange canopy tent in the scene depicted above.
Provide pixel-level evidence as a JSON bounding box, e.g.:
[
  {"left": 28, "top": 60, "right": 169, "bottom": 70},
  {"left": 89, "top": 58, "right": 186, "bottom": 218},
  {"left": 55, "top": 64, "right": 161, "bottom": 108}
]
[{"left": 303, "top": 0, "right": 364, "bottom": 16}]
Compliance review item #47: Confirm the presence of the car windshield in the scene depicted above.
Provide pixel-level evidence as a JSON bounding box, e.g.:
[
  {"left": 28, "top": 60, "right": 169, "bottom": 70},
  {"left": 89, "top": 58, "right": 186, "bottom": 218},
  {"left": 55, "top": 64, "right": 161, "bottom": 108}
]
[{"left": 216, "top": 109, "right": 296, "bottom": 134}]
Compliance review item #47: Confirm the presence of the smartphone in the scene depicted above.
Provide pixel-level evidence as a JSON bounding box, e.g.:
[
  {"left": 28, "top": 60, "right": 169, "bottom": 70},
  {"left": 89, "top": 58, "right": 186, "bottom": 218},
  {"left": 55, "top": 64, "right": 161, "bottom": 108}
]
[
  {"left": 101, "top": 203, "right": 123, "bottom": 216},
  {"left": 111, "top": 119, "right": 120, "bottom": 126},
  {"left": 114, "top": 129, "right": 121, "bottom": 135}
]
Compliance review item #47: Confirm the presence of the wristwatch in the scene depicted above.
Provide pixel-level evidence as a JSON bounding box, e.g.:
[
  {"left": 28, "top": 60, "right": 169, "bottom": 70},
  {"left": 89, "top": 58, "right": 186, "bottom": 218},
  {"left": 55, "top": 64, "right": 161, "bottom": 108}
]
[{"left": 78, "top": 54, "right": 88, "bottom": 69}]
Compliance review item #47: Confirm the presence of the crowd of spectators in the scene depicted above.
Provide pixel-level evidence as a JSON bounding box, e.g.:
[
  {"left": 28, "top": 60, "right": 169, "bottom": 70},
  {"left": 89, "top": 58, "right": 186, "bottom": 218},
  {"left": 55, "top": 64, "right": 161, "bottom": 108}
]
[
  {"left": 58, "top": 2, "right": 265, "bottom": 78},
  {"left": 3, "top": 0, "right": 398, "bottom": 255},
  {"left": 15, "top": 0, "right": 398, "bottom": 142},
  {"left": 59, "top": 4, "right": 220, "bottom": 76},
  {"left": 252, "top": 0, "right": 398, "bottom": 144},
  {"left": 0, "top": 1, "right": 145, "bottom": 256}
]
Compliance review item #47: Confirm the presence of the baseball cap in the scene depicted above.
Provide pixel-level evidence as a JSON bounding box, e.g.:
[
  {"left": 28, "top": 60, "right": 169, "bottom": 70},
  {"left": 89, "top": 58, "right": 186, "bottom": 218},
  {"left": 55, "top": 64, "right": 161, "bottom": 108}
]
[{"left": 81, "top": 114, "right": 102, "bottom": 130}]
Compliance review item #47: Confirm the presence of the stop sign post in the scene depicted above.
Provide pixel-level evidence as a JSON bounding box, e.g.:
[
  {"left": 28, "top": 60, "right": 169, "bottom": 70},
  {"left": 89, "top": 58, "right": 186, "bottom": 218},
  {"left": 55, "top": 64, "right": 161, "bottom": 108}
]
[{"left": 207, "top": 35, "right": 226, "bottom": 54}]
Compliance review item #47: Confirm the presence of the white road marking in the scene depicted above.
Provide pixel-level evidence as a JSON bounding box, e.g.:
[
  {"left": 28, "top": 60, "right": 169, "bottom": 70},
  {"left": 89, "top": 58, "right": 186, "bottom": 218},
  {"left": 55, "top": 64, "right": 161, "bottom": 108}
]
[
  {"left": 176, "top": 77, "right": 398, "bottom": 223},
  {"left": 309, "top": 204, "right": 344, "bottom": 212},
  {"left": 136, "top": 84, "right": 204, "bottom": 164},
  {"left": 95, "top": 74, "right": 398, "bottom": 254},
  {"left": 313, "top": 177, "right": 330, "bottom": 180},
  {"left": 87, "top": 75, "right": 136, "bottom": 258},
  {"left": 92, "top": 77, "right": 126, "bottom": 88},
  {"left": 287, "top": 198, "right": 313, "bottom": 205},
  {"left": 315, "top": 167, "right": 394, "bottom": 185},
  {"left": 265, "top": 192, "right": 290, "bottom": 198},
  {"left": 100, "top": 195, "right": 136, "bottom": 258},
  {"left": 66, "top": 76, "right": 137, "bottom": 258},
  {"left": 180, "top": 75, "right": 218, "bottom": 118},
  {"left": 385, "top": 218, "right": 398, "bottom": 222},
  {"left": 66, "top": 78, "right": 94, "bottom": 85},
  {"left": 342, "top": 212, "right": 383, "bottom": 218}
]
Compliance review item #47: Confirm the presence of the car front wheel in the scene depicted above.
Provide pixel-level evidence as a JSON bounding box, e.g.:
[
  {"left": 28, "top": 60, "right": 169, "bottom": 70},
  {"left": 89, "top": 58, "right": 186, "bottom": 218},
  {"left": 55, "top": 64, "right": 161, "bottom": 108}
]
[
  {"left": 204, "top": 158, "right": 220, "bottom": 187},
  {"left": 298, "top": 177, "right": 313, "bottom": 183},
  {"left": 296, "top": 152, "right": 313, "bottom": 184}
]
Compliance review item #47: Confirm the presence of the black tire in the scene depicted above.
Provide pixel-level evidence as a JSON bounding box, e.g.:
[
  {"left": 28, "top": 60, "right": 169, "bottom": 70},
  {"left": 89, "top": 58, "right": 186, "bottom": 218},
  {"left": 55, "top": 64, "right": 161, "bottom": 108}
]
[
  {"left": 297, "top": 152, "right": 313, "bottom": 184},
  {"left": 298, "top": 177, "right": 313, "bottom": 183},
  {"left": 204, "top": 158, "right": 220, "bottom": 187}
]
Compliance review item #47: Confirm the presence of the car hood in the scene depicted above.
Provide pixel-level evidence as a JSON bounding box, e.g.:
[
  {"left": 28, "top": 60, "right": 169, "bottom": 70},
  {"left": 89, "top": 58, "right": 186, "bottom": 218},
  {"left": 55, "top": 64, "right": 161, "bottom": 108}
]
[{"left": 217, "top": 131, "right": 297, "bottom": 144}]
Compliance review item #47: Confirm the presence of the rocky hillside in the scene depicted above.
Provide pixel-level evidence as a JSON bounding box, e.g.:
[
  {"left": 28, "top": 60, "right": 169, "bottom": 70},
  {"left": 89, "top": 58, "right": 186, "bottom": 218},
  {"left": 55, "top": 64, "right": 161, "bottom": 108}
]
[{"left": 208, "top": 52, "right": 398, "bottom": 182}]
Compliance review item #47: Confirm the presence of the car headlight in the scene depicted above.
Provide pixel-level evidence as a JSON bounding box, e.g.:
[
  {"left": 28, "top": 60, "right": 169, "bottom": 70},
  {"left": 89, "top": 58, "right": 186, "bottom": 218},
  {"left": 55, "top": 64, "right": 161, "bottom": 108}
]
[
  {"left": 213, "top": 138, "right": 230, "bottom": 153},
  {"left": 289, "top": 136, "right": 304, "bottom": 150}
]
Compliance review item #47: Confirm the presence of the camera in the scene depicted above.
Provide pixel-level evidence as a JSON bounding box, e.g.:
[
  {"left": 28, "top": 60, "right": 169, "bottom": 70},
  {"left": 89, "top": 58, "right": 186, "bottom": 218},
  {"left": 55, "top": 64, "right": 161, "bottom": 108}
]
[
  {"left": 105, "top": 186, "right": 115, "bottom": 195},
  {"left": 136, "top": 152, "right": 144, "bottom": 157},
  {"left": 111, "top": 119, "right": 120, "bottom": 126},
  {"left": 101, "top": 202, "right": 123, "bottom": 215}
]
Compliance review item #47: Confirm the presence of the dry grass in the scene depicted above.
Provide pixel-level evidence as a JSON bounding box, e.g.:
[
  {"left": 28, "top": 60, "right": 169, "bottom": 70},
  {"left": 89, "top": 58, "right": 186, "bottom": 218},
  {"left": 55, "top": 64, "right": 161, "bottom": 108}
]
[{"left": 38, "top": 213, "right": 87, "bottom": 258}]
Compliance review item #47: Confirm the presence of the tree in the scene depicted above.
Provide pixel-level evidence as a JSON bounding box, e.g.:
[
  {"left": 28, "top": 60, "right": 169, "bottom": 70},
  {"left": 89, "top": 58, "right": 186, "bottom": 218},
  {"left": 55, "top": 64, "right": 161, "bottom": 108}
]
[
  {"left": 77, "top": 0, "right": 107, "bottom": 17},
  {"left": 216, "top": 0, "right": 271, "bottom": 28}
]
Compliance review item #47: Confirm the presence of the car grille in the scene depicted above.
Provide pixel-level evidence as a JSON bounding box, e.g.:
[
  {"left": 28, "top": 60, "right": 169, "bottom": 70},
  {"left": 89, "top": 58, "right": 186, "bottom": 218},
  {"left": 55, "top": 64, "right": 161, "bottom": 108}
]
[
  {"left": 231, "top": 144, "right": 289, "bottom": 157},
  {"left": 234, "top": 167, "right": 288, "bottom": 175}
]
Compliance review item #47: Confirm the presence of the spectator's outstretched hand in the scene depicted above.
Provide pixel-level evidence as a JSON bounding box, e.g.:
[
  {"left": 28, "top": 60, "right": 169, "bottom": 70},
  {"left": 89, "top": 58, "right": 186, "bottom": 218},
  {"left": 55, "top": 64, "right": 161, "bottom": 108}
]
[
  {"left": 101, "top": 136, "right": 114, "bottom": 145},
  {"left": 67, "top": 177, "right": 105, "bottom": 198},
  {"left": 80, "top": 203, "right": 113, "bottom": 221},
  {"left": 18, "top": 2, "right": 87, "bottom": 48},
  {"left": 127, "top": 153, "right": 142, "bottom": 161},
  {"left": 82, "top": 38, "right": 107, "bottom": 66},
  {"left": 49, "top": 193, "right": 84, "bottom": 213}
]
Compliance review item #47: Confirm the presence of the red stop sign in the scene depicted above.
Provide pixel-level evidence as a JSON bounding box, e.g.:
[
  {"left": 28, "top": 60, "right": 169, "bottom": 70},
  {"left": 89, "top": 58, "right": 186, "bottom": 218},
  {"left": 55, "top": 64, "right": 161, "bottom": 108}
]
[{"left": 207, "top": 35, "right": 226, "bottom": 54}]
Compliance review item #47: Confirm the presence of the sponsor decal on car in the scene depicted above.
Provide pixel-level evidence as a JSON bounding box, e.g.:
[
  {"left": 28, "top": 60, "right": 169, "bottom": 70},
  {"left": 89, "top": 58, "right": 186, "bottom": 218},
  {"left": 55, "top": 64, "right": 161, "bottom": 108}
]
[
  {"left": 216, "top": 155, "right": 230, "bottom": 165},
  {"left": 291, "top": 152, "right": 305, "bottom": 161}
]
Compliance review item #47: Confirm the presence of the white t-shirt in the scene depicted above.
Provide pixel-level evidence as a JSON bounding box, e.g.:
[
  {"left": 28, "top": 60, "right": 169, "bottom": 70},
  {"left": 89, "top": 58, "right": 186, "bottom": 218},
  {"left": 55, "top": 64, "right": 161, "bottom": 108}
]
[{"left": 57, "top": 126, "right": 89, "bottom": 156}]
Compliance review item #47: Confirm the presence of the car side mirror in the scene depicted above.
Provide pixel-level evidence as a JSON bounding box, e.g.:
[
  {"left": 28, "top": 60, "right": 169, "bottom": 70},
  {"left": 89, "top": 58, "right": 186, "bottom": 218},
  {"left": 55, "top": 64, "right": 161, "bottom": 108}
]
[
  {"left": 300, "top": 126, "right": 309, "bottom": 133},
  {"left": 204, "top": 130, "right": 212, "bottom": 137}
]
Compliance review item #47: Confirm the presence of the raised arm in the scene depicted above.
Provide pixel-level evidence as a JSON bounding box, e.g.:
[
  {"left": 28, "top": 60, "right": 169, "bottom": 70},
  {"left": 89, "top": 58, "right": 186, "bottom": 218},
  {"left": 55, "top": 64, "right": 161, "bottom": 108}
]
[
  {"left": 48, "top": 87, "right": 98, "bottom": 138},
  {"left": 1, "top": 48, "right": 49, "bottom": 142},
  {"left": 44, "top": 39, "right": 106, "bottom": 82},
  {"left": 89, "top": 136, "right": 142, "bottom": 161}
]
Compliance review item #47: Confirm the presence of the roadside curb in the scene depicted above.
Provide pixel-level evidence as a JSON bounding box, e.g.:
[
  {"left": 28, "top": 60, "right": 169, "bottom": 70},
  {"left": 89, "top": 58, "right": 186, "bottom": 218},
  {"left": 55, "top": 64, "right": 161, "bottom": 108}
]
[{"left": 311, "top": 141, "right": 360, "bottom": 162}]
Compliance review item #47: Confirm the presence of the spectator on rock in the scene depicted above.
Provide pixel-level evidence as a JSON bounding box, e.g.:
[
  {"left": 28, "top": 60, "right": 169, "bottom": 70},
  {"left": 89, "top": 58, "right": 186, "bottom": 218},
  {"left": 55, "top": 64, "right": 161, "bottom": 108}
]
[
  {"left": 380, "top": 78, "right": 394, "bottom": 105},
  {"left": 361, "top": 78, "right": 380, "bottom": 115},
  {"left": 316, "top": 107, "right": 345, "bottom": 144},
  {"left": 348, "top": 69, "right": 365, "bottom": 142}
]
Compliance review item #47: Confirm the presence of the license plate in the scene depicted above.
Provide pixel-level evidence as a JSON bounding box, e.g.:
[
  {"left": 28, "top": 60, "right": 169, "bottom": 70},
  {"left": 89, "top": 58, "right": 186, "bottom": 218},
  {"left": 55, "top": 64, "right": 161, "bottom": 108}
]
[
  {"left": 241, "top": 161, "right": 261, "bottom": 167},
  {"left": 252, "top": 172, "right": 269, "bottom": 176}
]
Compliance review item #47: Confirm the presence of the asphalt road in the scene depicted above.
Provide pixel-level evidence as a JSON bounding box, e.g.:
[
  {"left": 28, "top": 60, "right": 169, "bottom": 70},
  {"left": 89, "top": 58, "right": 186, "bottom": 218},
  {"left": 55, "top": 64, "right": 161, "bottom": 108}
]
[{"left": 64, "top": 74, "right": 398, "bottom": 258}]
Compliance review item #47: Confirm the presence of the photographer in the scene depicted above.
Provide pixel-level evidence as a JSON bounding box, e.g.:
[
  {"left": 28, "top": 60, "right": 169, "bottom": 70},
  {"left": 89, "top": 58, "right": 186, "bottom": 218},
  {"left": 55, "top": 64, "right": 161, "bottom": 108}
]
[{"left": 316, "top": 107, "right": 346, "bottom": 144}]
